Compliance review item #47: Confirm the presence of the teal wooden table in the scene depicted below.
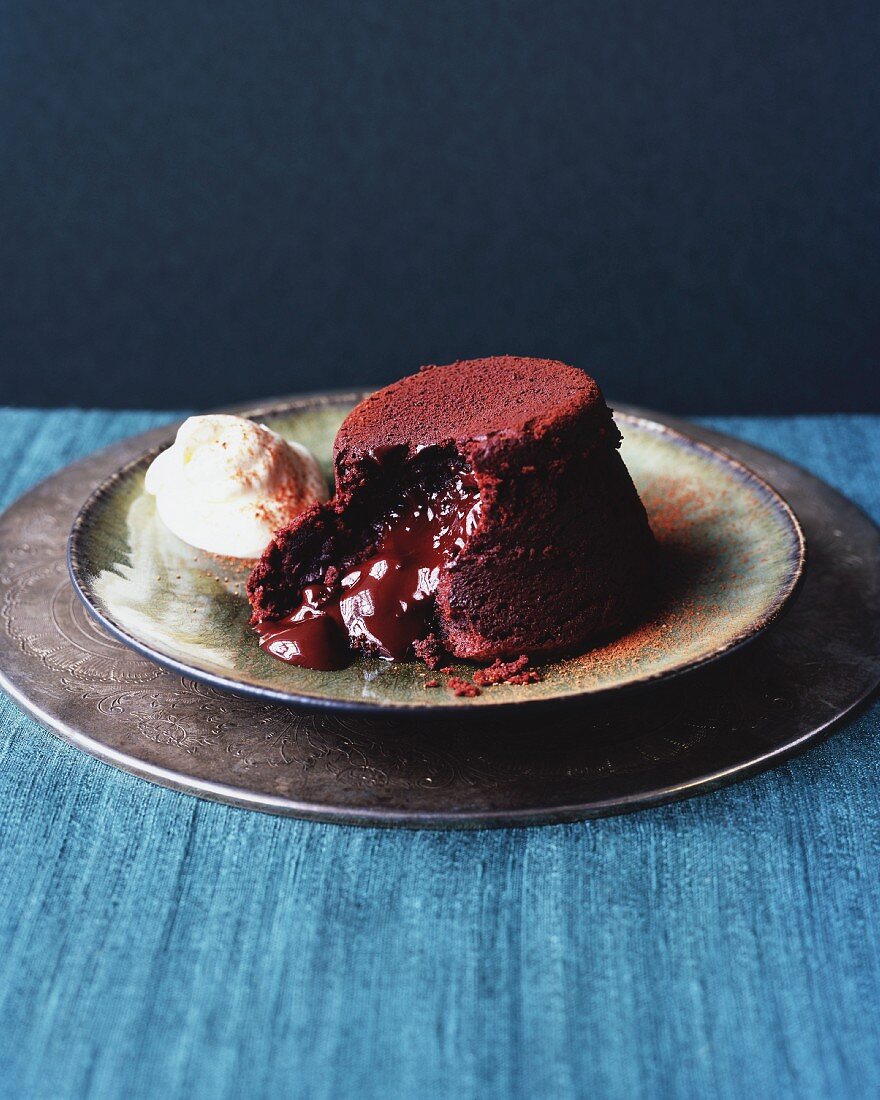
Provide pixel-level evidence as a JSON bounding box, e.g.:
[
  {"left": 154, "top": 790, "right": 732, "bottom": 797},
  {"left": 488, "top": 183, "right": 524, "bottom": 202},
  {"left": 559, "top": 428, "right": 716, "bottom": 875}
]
[{"left": 1, "top": 409, "right": 878, "bottom": 1100}]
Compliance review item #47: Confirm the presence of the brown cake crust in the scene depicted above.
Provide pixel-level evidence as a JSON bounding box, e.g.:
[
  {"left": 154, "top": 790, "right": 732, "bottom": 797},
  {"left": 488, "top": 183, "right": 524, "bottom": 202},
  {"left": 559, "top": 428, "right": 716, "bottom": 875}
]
[
  {"left": 248, "top": 356, "right": 655, "bottom": 661},
  {"left": 332, "top": 356, "right": 603, "bottom": 463}
]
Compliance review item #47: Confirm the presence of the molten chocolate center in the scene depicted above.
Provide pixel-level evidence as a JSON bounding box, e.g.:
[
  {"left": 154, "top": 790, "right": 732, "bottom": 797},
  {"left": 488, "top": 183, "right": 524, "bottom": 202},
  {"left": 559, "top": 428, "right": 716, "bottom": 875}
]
[{"left": 255, "top": 473, "right": 481, "bottom": 669}]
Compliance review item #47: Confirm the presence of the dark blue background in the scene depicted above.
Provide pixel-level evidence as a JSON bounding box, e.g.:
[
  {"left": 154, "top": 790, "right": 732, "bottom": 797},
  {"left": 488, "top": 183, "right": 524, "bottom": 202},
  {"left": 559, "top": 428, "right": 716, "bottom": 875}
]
[{"left": 2, "top": 1, "right": 878, "bottom": 412}]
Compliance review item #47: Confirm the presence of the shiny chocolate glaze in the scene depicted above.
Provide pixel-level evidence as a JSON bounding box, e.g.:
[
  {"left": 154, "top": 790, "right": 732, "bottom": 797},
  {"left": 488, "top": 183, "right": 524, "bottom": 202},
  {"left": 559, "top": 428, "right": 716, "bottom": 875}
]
[{"left": 256, "top": 473, "right": 481, "bottom": 669}]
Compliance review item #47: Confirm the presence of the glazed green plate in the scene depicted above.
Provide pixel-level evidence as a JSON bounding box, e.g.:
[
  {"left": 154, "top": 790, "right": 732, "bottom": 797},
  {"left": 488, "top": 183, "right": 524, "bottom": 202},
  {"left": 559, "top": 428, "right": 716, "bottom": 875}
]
[{"left": 68, "top": 397, "right": 805, "bottom": 713}]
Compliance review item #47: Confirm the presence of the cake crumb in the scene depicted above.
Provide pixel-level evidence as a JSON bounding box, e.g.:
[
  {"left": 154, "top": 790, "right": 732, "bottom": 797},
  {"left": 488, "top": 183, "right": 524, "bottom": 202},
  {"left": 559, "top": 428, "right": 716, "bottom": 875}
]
[
  {"left": 413, "top": 633, "right": 446, "bottom": 670},
  {"left": 473, "top": 655, "right": 543, "bottom": 686},
  {"left": 447, "top": 676, "right": 481, "bottom": 697}
]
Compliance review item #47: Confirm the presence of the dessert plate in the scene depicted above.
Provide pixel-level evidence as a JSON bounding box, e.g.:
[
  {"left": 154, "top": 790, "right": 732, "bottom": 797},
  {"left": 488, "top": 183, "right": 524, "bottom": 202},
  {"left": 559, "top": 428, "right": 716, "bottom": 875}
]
[{"left": 67, "top": 396, "right": 805, "bottom": 713}]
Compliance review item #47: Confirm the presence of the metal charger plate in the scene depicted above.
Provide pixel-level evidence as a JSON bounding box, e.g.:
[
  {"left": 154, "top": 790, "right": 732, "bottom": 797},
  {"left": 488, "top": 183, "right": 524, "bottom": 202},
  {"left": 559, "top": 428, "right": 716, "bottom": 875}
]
[{"left": 1, "top": 401, "right": 878, "bottom": 827}]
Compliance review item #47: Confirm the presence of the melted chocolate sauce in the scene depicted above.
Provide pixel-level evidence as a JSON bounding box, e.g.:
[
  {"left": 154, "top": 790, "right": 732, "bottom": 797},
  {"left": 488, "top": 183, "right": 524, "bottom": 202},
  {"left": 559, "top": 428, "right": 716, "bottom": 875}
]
[{"left": 256, "top": 473, "right": 481, "bottom": 669}]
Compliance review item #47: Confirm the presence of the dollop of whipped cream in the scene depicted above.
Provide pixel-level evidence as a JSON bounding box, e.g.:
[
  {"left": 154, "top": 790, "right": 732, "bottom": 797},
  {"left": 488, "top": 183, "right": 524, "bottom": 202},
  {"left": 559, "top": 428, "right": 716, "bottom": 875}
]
[{"left": 144, "top": 414, "right": 327, "bottom": 558}]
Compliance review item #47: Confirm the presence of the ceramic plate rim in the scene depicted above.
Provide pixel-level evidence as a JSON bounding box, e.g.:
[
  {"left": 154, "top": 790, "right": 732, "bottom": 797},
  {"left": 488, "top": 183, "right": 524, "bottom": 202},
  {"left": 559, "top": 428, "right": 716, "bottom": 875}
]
[{"left": 66, "top": 400, "right": 806, "bottom": 715}]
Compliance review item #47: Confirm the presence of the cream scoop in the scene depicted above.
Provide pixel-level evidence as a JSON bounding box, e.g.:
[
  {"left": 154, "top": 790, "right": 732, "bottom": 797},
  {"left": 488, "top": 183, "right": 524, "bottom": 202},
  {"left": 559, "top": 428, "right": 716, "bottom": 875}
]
[{"left": 144, "top": 414, "right": 327, "bottom": 558}]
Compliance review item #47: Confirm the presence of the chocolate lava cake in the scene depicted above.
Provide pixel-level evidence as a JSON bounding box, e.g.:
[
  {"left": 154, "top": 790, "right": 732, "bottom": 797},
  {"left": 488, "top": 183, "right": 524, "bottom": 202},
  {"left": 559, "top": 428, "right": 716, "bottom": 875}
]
[{"left": 247, "top": 357, "right": 655, "bottom": 669}]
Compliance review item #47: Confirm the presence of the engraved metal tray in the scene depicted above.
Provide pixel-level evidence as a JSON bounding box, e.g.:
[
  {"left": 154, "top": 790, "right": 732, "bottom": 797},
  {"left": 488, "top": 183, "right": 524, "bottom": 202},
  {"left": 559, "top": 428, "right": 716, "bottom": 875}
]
[{"left": 1, "top": 404, "right": 878, "bottom": 828}]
